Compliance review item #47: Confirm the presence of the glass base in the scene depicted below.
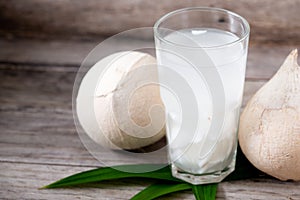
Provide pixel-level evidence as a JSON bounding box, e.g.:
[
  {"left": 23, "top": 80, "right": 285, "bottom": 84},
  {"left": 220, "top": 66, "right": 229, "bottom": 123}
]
[{"left": 171, "top": 158, "right": 236, "bottom": 185}]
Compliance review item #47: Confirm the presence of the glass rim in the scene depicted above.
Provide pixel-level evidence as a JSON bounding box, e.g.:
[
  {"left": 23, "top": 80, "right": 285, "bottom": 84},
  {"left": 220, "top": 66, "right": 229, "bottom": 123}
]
[{"left": 153, "top": 7, "right": 250, "bottom": 49}]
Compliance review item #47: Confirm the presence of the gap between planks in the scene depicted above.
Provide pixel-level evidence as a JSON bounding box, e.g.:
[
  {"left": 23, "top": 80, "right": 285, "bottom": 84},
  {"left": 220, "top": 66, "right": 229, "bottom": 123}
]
[{"left": 0, "top": 38, "right": 299, "bottom": 80}]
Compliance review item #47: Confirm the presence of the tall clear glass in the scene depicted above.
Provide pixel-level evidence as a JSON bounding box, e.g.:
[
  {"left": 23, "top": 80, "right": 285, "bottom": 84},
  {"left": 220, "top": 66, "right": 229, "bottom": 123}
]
[{"left": 154, "top": 7, "right": 250, "bottom": 184}]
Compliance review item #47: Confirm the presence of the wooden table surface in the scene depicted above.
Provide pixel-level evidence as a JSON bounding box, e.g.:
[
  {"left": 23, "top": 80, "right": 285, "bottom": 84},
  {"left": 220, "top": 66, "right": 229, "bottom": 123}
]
[{"left": 0, "top": 37, "right": 299, "bottom": 199}]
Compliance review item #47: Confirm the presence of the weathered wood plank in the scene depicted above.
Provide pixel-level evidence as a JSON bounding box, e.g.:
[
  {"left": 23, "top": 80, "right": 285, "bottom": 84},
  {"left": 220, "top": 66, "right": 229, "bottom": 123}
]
[
  {"left": 0, "top": 38, "right": 299, "bottom": 79},
  {"left": 0, "top": 66, "right": 265, "bottom": 167},
  {"left": 0, "top": 65, "right": 75, "bottom": 109},
  {"left": 0, "top": 162, "right": 146, "bottom": 200},
  {"left": 0, "top": 0, "right": 299, "bottom": 43},
  {"left": 0, "top": 38, "right": 96, "bottom": 66},
  {"left": 1, "top": 59, "right": 299, "bottom": 199},
  {"left": 247, "top": 44, "right": 300, "bottom": 80},
  {"left": 0, "top": 162, "right": 299, "bottom": 200}
]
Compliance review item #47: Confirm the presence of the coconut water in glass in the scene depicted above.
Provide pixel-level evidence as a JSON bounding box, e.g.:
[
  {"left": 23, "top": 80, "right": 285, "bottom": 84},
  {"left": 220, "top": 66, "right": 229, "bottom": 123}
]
[{"left": 154, "top": 7, "right": 250, "bottom": 184}]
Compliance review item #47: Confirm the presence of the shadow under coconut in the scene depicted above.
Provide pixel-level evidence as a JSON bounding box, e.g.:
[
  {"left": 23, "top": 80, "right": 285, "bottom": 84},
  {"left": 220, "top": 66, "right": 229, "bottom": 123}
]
[{"left": 125, "top": 136, "right": 167, "bottom": 153}]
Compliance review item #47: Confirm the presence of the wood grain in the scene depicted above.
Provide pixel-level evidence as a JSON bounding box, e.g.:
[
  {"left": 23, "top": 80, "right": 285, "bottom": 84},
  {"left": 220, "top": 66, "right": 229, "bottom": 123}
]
[
  {"left": 0, "top": 38, "right": 299, "bottom": 79},
  {"left": 1, "top": 39, "right": 300, "bottom": 199},
  {"left": 0, "top": 66, "right": 264, "bottom": 166},
  {"left": 0, "top": 162, "right": 145, "bottom": 200},
  {"left": 0, "top": 0, "right": 299, "bottom": 43},
  {"left": 1, "top": 162, "right": 299, "bottom": 200}
]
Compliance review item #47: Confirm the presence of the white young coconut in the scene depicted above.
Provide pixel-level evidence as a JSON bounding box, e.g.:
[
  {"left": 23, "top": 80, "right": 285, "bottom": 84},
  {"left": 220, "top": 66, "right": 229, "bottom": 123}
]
[
  {"left": 239, "top": 49, "right": 300, "bottom": 181},
  {"left": 77, "top": 51, "right": 165, "bottom": 150}
]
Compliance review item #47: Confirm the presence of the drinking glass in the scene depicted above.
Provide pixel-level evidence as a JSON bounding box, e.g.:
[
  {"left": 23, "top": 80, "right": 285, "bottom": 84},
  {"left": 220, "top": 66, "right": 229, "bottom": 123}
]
[{"left": 154, "top": 7, "right": 250, "bottom": 184}]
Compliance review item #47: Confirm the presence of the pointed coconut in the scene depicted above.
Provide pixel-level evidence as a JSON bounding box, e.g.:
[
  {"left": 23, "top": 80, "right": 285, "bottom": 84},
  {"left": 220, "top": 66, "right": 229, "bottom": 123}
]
[{"left": 239, "top": 49, "right": 300, "bottom": 181}]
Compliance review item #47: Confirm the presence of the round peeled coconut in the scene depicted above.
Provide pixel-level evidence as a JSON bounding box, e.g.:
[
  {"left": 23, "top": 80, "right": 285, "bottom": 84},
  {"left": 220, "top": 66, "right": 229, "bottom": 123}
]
[{"left": 76, "top": 51, "right": 165, "bottom": 150}]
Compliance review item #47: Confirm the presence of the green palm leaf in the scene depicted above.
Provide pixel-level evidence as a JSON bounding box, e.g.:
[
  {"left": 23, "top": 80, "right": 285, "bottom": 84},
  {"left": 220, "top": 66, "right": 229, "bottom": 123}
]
[
  {"left": 192, "top": 184, "right": 218, "bottom": 200},
  {"left": 42, "top": 164, "right": 181, "bottom": 189},
  {"left": 131, "top": 182, "right": 191, "bottom": 200}
]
